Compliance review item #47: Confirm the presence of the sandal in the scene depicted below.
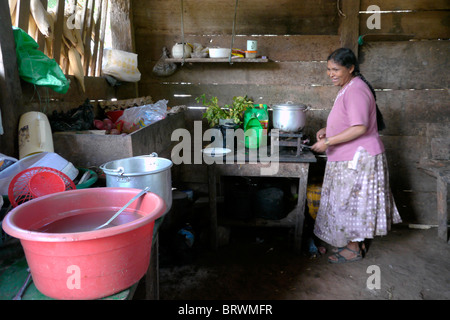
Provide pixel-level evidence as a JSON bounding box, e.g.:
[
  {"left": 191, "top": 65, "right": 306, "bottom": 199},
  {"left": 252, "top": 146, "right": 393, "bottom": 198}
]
[
  {"left": 332, "top": 242, "right": 366, "bottom": 255},
  {"left": 328, "top": 246, "right": 362, "bottom": 264}
]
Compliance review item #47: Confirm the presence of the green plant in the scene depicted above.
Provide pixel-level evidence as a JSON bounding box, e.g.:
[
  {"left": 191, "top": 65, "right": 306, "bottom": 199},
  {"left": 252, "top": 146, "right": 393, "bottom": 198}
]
[{"left": 196, "top": 94, "right": 254, "bottom": 127}]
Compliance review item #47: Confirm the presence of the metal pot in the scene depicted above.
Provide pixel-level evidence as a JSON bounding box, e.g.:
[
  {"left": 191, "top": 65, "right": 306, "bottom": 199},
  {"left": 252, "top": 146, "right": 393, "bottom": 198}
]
[
  {"left": 271, "top": 101, "right": 310, "bottom": 132},
  {"left": 100, "top": 153, "right": 173, "bottom": 213}
]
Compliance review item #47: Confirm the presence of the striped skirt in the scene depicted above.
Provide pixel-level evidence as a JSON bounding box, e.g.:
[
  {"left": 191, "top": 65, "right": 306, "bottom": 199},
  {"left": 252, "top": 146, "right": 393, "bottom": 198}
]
[{"left": 313, "top": 148, "right": 402, "bottom": 248}]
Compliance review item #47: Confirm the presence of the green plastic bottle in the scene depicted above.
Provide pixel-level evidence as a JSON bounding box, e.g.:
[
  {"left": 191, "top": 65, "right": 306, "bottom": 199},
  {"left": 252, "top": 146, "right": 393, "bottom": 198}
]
[{"left": 244, "top": 104, "right": 269, "bottom": 149}]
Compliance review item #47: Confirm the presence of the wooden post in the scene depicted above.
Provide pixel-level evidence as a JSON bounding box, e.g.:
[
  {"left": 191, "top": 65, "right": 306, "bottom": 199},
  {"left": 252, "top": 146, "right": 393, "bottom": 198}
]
[
  {"left": 0, "top": 1, "right": 25, "bottom": 157},
  {"left": 338, "top": 0, "right": 360, "bottom": 57},
  {"left": 52, "top": 0, "right": 66, "bottom": 65},
  {"left": 15, "top": 0, "right": 30, "bottom": 31},
  {"left": 208, "top": 164, "right": 218, "bottom": 250},
  {"left": 437, "top": 177, "right": 449, "bottom": 243},
  {"left": 109, "top": 0, "right": 138, "bottom": 97},
  {"left": 109, "top": 0, "right": 135, "bottom": 52}
]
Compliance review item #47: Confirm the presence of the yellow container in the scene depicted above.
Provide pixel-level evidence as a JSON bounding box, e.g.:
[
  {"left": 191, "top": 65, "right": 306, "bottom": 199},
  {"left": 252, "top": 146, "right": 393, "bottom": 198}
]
[
  {"left": 18, "top": 112, "right": 54, "bottom": 159},
  {"left": 306, "top": 184, "right": 322, "bottom": 220}
]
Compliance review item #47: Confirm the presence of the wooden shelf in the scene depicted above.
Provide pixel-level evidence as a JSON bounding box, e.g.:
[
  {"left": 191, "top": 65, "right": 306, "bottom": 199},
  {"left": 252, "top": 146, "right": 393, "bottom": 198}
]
[{"left": 165, "top": 57, "right": 269, "bottom": 63}]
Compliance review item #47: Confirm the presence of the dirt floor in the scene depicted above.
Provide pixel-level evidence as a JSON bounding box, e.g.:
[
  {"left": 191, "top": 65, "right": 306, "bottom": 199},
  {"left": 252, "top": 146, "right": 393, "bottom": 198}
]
[{"left": 155, "top": 223, "right": 450, "bottom": 300}]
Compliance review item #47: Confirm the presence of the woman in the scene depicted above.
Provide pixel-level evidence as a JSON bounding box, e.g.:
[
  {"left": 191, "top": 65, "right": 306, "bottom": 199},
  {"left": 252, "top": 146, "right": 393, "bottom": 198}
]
[{"left": 311, "top": 48, "right": 401, "bottom": 263}]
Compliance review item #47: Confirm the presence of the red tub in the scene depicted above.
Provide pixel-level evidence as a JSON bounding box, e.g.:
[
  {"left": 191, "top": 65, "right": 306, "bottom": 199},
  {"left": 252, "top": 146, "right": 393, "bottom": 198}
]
[{"left": 2, "top": 187, "right": 166, "bottom": 300}]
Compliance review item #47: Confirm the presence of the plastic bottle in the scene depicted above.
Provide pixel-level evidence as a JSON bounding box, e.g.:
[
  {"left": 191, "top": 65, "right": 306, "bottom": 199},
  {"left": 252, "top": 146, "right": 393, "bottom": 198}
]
[{"left": 243, "top": 104, "right": 268, "bottom": 149}]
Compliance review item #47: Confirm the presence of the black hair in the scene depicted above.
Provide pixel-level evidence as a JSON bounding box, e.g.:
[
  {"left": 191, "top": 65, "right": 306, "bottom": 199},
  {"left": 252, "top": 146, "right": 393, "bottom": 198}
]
[{"left": 327, "top": 48, "right": 386, "bottom": 131}]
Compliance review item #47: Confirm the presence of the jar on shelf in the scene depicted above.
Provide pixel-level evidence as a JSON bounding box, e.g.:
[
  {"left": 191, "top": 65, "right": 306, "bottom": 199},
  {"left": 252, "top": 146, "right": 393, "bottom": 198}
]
[{"left": 172, "top": 43, "right": 192, "bottom": 59}]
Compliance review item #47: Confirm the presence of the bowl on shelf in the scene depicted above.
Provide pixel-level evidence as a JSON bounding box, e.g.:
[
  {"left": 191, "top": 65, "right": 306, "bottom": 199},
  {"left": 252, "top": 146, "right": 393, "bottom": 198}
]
[{"left": 208, "top": 48, "right": 231, "bottom": 58}]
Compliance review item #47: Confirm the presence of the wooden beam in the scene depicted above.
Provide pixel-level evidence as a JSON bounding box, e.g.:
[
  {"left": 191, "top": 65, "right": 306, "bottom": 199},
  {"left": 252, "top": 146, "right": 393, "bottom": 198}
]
[
  {"left": 36, "top": 0, "right": 48, "bottom": 53},
  {"left": 89, "top": 0, "right": 103, "bottom": 76},
  {"left": 83, "top": 0, "right": 95, "bottom": 75},
  {"left": 52, "top": 0, "right": 65, "bottom": 64},
  {"left": 109, "top": 0, "right": 138, "bottom": 97},
  {"left": 0, "top": 1, "right": 25, "bottom": 157},
  {"left": 15, "top": 0, "right": 30, "bottom": 31},
  {"left": 339, "top": 0, "right": 360, "bottom": 57},
  {"left": 96, "top": 0, "right": 109, "bottom": 77},
  {"left": 110, "top": 0, "right": 135, "bottom": 52}
]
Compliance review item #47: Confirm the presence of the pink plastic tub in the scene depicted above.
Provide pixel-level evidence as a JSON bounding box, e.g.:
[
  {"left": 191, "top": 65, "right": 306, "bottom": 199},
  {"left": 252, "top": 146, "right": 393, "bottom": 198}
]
[{"left": 2, "top": 187, "right": 166, "bottom": 300}]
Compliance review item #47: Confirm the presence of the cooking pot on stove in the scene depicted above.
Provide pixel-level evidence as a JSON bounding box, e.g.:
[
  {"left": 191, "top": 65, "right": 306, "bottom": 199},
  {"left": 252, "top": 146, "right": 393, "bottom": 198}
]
[{"left": 271, "top": 101, "right": 310, "bottom": 132}]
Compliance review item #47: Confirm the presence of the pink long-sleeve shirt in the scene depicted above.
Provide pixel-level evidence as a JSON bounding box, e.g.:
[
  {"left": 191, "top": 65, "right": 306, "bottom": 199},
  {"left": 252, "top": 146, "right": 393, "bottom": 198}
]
[{"left": 326, "top": 76, "right": 385, "bottom": 161}]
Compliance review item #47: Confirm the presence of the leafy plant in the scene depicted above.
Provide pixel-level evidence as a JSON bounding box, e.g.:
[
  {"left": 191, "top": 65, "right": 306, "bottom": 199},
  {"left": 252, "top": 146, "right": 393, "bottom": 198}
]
[{"left": 196, "top": 94, "right": 254, "bottom": 127}]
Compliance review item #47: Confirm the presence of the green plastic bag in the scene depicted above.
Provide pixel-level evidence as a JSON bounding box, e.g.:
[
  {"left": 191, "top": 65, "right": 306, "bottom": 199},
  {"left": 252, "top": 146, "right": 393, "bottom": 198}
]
[{"left": 12, "top": 27, "right": 70, "bottom": 94}]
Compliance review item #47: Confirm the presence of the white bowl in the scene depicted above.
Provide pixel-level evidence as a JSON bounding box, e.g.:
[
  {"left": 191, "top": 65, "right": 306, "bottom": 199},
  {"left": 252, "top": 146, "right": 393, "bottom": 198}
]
[
  {"left": 209, "top": 48, "right": 231, "bottom": 58},
  {"left": 202, "top": 148, "right": 231, "bottom": 158}
]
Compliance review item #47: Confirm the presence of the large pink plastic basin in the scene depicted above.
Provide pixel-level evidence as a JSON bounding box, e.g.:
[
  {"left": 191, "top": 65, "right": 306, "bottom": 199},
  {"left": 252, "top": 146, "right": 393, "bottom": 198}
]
[{"left": 2, "top": 187, "right": 166, "bottom": 300}]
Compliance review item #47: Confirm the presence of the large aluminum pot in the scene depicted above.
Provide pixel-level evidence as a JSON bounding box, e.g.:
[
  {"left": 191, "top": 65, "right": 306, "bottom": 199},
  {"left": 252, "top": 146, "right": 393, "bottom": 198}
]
[
  {"left": 271, "top": 101, "right": 310, "bottom": 132},
  {"left": 100, "top": 153, "right": 173, "bottom": 213}
]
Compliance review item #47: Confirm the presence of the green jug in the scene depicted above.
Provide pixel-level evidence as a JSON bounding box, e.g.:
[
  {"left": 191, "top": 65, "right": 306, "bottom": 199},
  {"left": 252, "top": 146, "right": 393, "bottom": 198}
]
[{"left": 244, "top": 104, "right": 268, "bottom": 149}]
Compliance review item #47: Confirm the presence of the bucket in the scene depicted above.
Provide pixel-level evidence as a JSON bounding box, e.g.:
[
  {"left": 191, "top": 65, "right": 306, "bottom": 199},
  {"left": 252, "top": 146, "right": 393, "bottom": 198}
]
[
  {"left": 306, "top": 184, "right": 322, "bottom": 220},
  {"left": 255, "top": 187, "right": 285, "bottom": 220},
  {"left": 75, "top": 168, "right": 98, "bottom": 189},
  {"left": 1, "top": 187, "right": 166, "bottom": 299},
  {"left": 18, "top": 111, "right": 54, "bottom": 159},
  {"left": 100, "top": 154, "right": 173, "bottom": 213}
]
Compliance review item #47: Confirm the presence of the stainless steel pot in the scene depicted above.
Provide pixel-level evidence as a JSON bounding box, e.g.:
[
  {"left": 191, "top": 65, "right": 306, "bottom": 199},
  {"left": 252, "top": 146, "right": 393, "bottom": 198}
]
[
  {"left": 271, "top": 101, "right": 310, "bottom": 132},
  {"left": 100, "top": 153, "right": 173, "bottom": 213}
]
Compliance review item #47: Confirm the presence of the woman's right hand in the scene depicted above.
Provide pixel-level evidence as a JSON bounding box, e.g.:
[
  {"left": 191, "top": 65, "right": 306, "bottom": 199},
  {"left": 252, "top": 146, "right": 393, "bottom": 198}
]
[{"left": 316, "top": 127, "right": 326, "bottom": 141}]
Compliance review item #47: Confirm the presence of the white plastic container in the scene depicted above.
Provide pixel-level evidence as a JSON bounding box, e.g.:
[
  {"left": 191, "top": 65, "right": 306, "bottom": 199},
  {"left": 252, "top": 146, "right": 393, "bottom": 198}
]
[
  {"left": 0, "top": 152, "right": 78, "bottom": 195},
  {"left": 18, "top": 112, "right": 54, "bottom": 159},
  {"left": 209, "top": 48, "right": 231, "bottom": 58},
  {"left": 247, "top": 40, "right": 258, "bottom": 51}
]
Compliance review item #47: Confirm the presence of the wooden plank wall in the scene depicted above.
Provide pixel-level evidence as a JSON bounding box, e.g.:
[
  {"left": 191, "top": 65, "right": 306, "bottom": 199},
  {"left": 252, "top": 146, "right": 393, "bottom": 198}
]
[
  {"left": 133, "top": 0, "right": 449, "bottom": 224},
  {"left": 133, "top": 0, "right": 343, "bottom": 196},
  {"left": 358, "top": 0, "right": 450, "bottom": 223},
  {"left": 134, "top": 0, "right": 341, "bottom": 135}
]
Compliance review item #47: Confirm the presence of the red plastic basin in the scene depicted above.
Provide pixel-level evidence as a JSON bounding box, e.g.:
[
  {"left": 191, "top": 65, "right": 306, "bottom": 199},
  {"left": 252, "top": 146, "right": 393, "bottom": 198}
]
[{"left": 2, "top": 187, "right": 166, "bottom": 300}]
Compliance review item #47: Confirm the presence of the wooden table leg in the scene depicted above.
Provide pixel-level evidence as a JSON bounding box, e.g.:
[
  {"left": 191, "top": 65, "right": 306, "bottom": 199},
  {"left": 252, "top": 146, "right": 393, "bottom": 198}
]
[
  {"left": 145, "top": 235, "right": 159, "bottom": 300},
  {"left": 437, "top": 177, "right": 449, "bottom": 243},
  {"left": 208, "top": 164, "right": 218, "bottom": 250},
  {"left": 294, "top": 165, "right": 308, "bottom": 253}
]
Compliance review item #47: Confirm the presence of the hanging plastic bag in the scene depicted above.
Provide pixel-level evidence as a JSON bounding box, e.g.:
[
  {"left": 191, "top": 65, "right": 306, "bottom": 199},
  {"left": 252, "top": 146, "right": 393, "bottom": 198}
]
[
  {"left": 152, "top": 47, "right": 177, "bottom": 77},
  {"left": 12, "top": 27, "right": 70, "bottom": 94},
  {"left": 102, "top": 48, "right": 141, "bottom": 82}
]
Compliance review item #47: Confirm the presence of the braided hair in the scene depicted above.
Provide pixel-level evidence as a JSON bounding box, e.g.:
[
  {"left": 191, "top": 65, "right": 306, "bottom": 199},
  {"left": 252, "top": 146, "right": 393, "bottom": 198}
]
[{"left": 327, "top": 48, "right": 386, "bottom": 131}]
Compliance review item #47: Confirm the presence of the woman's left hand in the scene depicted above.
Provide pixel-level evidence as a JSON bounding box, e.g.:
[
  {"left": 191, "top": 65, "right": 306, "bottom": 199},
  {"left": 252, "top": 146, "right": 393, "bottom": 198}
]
[{"left": 311, "top": 139, "right": 328, "bottom": 153}]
